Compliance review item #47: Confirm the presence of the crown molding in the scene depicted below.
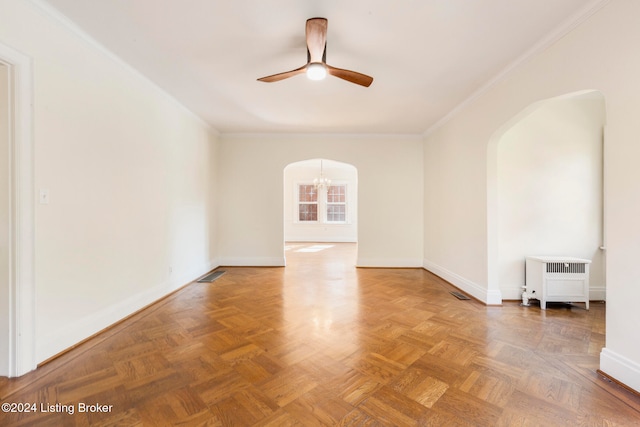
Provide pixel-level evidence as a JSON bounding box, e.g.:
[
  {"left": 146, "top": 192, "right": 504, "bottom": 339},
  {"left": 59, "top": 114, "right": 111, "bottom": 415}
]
[
  {"left": 423, "top": 0, "right": 611, "bottom": 138},
  {"left": 28, "top": 0, "right": 219, "bottom": 135},
  {"left": 221, "top": 132, "right": 423, "bottom": 140}
]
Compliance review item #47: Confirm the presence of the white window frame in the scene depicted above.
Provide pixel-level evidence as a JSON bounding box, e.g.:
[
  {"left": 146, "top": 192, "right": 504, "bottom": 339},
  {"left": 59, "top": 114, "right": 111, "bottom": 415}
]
[
  {"left": 325, "top": 183, "right": 348, "bottom": 224},
  {"left": 294, "top": 181, "right": 348, "bottom": 224},
  {"left": 296, "top": 183, "right": 319, "bottom": 223}
]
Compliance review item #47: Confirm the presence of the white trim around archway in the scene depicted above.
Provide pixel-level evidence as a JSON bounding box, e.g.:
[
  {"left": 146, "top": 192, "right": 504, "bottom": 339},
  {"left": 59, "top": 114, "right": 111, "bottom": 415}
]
[
  {"left": 283, "top": 158, "right": 359, "bottom": 264},
  {"left": 0, "top": 41, "right": 36, "bottom": 377}
]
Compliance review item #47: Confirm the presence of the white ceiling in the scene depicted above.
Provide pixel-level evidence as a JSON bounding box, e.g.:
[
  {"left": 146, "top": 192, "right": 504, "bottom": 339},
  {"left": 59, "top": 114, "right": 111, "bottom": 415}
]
[{"left": 40, "top": 0, "right": 601, "bottom": 135}]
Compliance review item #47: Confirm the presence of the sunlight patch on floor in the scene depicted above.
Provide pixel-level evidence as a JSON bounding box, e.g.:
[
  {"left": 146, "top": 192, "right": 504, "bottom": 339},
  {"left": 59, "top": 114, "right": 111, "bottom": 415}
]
[
  {"left": 284, "top": 243, "right": 336, "bottom": 252},
  {"left": 295, "top": 244, "right": 335, "bottom": 253}
]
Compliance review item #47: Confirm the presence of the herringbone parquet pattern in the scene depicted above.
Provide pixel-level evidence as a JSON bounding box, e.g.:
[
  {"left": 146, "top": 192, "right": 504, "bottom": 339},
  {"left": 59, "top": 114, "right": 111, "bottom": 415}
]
[{"left": 1, "top": 243, "right": 638, "bottom": 426}]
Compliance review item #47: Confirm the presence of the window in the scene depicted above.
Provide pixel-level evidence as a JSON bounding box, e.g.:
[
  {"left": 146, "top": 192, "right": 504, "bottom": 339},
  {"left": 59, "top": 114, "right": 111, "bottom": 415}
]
[
  {"left": 297, "top": 183, "right": 347, "bottom": 223},
  {"left": 298, "top": 184, "right": 318, "bottom": 221},
  {"left": 326, "top": 184, "right": 346, "bottom": 223}
]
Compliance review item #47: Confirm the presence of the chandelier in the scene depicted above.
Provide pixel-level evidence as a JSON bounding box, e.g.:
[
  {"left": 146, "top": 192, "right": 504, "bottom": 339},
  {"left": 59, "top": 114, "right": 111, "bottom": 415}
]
[{"left": 313, "top": 160, "right": 331, "bottom": 190}]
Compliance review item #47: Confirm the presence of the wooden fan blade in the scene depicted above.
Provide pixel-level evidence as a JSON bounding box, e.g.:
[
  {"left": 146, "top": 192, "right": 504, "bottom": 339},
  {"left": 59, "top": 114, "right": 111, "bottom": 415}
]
[
  {"left": 326, "top": 65, "right": 374, "bottom": 87},
  {"left": 257, "top": 65, "right": 307, "bottom": 83},
  {"left": 306, "top": 18, "right": 327, "bottom": 63}
]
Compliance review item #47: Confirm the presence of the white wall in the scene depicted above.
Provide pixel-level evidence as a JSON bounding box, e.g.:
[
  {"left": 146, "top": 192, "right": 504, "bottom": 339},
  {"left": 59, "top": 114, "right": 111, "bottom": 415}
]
[
  {"left": 284, "top": 159, "right": 357, "bottom": 243},
  {"left": 423, "top": 0, "right": 640, "bottom": 392},
  {"left": 0, "top": 63, "right": 9, "bottom": 375},
  {"left": 218, "top": 134, "right": 423, "bottom": 267},
  {"left": 0, "top": 0, "right": 219, "bottom": 364},
  {"left": 497, "top": 94, "right": 605, "bottom": 300}
]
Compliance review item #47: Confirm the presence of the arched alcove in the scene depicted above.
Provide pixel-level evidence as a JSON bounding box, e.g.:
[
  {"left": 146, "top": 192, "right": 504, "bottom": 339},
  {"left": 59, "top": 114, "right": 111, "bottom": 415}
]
[
  {"left": 283, "top": 159, "right": 358, "bottom": 251},
  {"left": 487, "top": 90, "right": 606, "bottom": 302}
]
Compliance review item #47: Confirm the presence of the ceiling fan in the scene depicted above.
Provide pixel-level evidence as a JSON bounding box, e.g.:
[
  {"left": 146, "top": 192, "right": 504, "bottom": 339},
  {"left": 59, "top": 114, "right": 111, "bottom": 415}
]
[{"left": 257, "top": 18, "right": 373, "bottom": 87}]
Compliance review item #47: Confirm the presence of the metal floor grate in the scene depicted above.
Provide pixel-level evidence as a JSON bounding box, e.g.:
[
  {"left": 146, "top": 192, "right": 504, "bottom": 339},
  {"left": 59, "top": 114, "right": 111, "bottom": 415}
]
[
  {"left": 450, "top": 291, "right": 470, "bottom": 300},
  {"left": 197, "top": 271, "right": 226, "bottom": 283}
]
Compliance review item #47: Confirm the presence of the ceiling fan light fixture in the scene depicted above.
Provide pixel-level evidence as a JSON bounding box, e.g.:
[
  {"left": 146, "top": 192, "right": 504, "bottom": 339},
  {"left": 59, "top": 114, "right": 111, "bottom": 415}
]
[
  {"left": 257, "top": 18, "right": 373, "bottom": 87},
  {"left": 306, "top": 62, "right": 327, "bottom": 81}
]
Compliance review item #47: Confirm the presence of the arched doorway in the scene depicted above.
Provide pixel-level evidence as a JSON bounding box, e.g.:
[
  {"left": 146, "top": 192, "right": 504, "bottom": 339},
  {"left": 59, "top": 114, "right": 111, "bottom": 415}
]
[
  {"left": 487, "top": 90, "right": 606, "bottom": 302},
  {"left": 283, "top": 159, "right": 358, "bottom": 264}
]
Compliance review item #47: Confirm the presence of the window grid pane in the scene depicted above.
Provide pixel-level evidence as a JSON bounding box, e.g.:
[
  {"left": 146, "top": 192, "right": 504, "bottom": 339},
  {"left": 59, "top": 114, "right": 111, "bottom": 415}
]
[
  {"left": 327, "top": 185, "right": 345, "bottom": 203},
  {"left": 326, "top": 205, "right": 346, "bottom": 222},
  {"left": 299, "top": 203, "right": 318, "bottom": 221},
  {"left": 326, "top": 185, "right": 346, "bottom": 222},
  {"left": 299, "top": 184, "right": 317, "bottom": 202}
]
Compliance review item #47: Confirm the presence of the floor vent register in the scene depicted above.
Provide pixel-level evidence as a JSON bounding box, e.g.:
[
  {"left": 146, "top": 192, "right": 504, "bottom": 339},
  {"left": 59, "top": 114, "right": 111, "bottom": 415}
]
[
  {"left": 197, "top": 271, "right": 226, "bottom": 283},
  {"left": 450, "top": 291, "right": 470, "bottom": 300}
]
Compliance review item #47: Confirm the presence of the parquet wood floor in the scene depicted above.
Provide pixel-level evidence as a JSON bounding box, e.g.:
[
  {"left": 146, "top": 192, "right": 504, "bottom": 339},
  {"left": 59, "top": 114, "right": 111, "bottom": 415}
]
[{"left": 1, "top": 243, "right": 639, "bottom": 426}]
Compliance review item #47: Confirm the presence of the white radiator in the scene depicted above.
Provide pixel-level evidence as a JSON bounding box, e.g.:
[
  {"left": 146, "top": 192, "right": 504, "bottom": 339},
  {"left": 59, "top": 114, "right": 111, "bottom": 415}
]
[{"left": 524, "top": 256, "right": 591, "bottom": 310}]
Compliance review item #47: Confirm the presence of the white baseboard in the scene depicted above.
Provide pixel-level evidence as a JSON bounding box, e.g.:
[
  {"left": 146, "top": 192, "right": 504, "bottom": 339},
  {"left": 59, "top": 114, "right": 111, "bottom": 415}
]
[
  {"left": 600, "top": 348, "right": 640, "bottom": 394},
  {"left": 423, "top": 259, "right": 502, "bottom": 305},
  {"left": 36, "top": 261, "right": 218, "bottom": 364},
  {"left": 501, "top": 285, "right": 607, "bottom": 301},
  {"left": 589, "top": 286, "right": 606, "bottom": 301},
  {"left": 501, "top": 286, "right": 524, "bottom": 301},
  {"left": 356, "top": 258, "right": 423, "bottom": 268},
  {"left": 218, "top": 257, "right": 286, "bottom": 267}
]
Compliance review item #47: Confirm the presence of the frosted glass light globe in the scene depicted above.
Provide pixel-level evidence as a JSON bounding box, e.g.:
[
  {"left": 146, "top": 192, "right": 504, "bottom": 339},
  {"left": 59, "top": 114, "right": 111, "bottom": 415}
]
[{"left": 306, "top": 63, "right": 327, "bottom": 80}]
